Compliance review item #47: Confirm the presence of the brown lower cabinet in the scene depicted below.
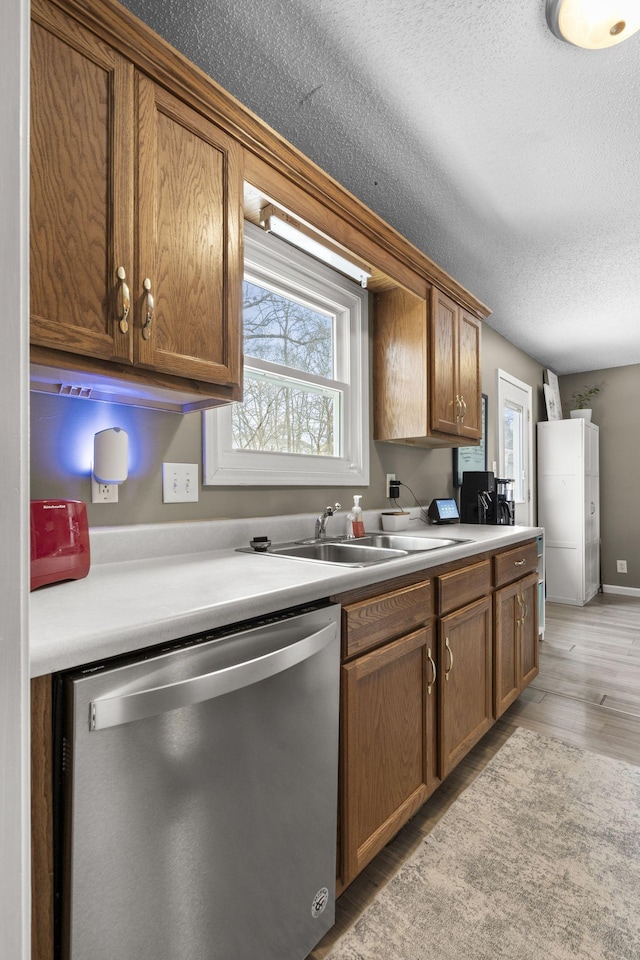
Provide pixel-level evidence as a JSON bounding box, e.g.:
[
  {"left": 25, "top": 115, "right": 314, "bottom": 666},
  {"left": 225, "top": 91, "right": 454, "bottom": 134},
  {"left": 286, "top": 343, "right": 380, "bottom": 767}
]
[
  {"left": 335, "top": 540, "right": 540, "bottom": 892},
  {"left": 494, "top": 571, "right": 539, "bottom": 718},
  {"left": 31, "top": 675, "right": 54, "bottom": 960},
  {"left": 438, "top": 595, "right": 493, "bottom": 779},
  {"left": 340, "top": 626, "right": 434, "bottom": 886}
]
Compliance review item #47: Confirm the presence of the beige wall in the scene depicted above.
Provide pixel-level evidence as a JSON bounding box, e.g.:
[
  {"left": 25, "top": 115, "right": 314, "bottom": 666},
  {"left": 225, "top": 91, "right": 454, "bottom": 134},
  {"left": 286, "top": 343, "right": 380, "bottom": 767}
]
[
  {"left": 559, "top": 365, "right": 640, "bottom": 590},
  {"left": 30, "top": 323, "right": 546, "bottom": 529}
]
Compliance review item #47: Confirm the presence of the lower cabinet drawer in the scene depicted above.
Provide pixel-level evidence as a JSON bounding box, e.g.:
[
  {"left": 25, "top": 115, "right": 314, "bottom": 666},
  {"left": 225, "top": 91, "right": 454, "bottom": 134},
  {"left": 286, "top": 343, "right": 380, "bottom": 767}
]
[
  {"left": 494, "top": 540, "right": 538, "bottom": 588},
  {"left": 437, "top": 559, "right": 491, "bottom": 616},
  {"left": 342, "top": 580, "right": 431, "bottom": 659}
]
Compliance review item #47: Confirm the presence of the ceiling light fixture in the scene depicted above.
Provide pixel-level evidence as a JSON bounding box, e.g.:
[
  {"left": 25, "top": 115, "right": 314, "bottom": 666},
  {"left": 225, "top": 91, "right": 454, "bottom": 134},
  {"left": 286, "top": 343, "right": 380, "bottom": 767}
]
[
  {"left": 546, "top": 0, "right": 640, "bottom": 49},
  {"left": 260, "top": 204, "right": 372, "bottom": 288}
]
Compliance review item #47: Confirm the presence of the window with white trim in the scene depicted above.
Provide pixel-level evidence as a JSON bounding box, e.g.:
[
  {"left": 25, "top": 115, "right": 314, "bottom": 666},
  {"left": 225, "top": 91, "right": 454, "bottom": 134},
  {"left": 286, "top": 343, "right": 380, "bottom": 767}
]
[{"left": 203, "top": 222, "right": 369, "bottom": 486}]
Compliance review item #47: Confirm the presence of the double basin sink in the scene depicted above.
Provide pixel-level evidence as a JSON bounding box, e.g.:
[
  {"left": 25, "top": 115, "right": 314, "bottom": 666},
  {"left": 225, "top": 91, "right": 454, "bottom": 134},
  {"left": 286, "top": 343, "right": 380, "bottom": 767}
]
[{"left": 240, "top": 533, "right": 470, "bottom": 567}]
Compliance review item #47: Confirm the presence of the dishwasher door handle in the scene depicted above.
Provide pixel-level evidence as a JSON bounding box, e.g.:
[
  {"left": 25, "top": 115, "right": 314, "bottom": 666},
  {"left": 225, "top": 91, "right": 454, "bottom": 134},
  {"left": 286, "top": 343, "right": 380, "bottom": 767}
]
[{"left": 89, "top": 620, "right": 337, "bottom": 731}]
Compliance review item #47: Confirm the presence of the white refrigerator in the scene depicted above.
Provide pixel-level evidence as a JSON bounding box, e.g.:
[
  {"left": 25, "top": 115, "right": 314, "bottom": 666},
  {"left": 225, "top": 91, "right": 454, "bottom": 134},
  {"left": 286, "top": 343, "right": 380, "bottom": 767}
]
[{"left": 537, "top": 418, "right": 600, "bottom": 605}]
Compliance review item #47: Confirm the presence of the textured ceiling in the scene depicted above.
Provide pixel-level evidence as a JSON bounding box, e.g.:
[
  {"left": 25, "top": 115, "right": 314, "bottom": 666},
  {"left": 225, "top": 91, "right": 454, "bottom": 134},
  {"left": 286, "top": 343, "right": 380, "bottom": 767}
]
[{"left": 121, "top": 0, "right": 640, "bottom": 374}]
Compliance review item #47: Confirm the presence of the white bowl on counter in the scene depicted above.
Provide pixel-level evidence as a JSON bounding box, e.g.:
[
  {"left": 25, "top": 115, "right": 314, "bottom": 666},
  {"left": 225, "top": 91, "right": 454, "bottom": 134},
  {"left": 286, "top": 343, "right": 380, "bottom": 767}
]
[{"left": 380, "top": 511, "right": 411, "bottom": 531}]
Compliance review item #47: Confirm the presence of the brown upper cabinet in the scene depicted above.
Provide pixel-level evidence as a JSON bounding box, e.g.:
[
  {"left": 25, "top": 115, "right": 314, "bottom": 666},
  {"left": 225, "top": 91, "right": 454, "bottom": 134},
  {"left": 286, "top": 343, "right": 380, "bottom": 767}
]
[
  {"left": 373, "top": 286, "right": 482, "bottom": 446},
  {"left": 30, "top": 0, "right": 242, "bottom": 412},
  {"left": 29, "top": 0, "right": 489, "bottom": 415},
  {"left": 430, "top": 288, "right": 482, "bottom": 441}
]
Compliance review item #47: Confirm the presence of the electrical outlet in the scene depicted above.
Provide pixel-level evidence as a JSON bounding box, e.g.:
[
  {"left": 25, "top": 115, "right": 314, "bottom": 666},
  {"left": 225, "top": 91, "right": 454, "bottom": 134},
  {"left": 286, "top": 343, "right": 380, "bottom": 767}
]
[
  {"left": 91, "top": 475, "right": 118, "bottom": 503},
  {"left": 162, "top": 462, "right": 199, "bottom": 503},
  {"left": 617, "top": 560, "right": 628, "bottom": 574},
  {"left": 386, "top": 473, "right": 396, "bottom": 498}
]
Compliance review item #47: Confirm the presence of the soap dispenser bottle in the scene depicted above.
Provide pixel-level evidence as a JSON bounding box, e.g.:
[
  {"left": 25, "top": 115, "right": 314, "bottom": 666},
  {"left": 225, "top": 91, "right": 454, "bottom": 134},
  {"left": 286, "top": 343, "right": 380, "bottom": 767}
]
[{"left": 350, "top": 495, "right": 365, "bottom": 538}]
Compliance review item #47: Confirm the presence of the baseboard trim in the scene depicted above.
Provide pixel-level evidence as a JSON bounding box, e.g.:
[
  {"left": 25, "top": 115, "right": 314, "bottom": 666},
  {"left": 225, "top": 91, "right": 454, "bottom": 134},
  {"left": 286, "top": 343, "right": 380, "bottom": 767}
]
[{"left": 602, "top": 584, "right": 640, "bottom": 597}]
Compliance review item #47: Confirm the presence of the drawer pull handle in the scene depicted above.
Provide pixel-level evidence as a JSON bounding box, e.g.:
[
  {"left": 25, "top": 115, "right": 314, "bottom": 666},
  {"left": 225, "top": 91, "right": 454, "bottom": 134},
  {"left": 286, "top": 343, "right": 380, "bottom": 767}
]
[
  {"left": 116, "top": 266, "right": 130, "bottom": 333},
  {"left": 445, "top": 637, "right": 453, "bottom": 681},
  {"left": 142, "top": 277, "right": 154, "bottom": 340},
  {"left": 514, "top": 558, "right": 526, "bottom": 566},
  {"left": 427, "top": 647, "right": 436, "bottom": 694}
]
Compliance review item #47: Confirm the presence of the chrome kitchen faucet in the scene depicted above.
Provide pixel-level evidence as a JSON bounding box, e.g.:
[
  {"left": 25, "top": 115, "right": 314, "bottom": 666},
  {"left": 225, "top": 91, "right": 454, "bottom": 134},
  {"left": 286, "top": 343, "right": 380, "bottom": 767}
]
[{"left": 315, "top": 503, "right": 341, "bottom": 539}]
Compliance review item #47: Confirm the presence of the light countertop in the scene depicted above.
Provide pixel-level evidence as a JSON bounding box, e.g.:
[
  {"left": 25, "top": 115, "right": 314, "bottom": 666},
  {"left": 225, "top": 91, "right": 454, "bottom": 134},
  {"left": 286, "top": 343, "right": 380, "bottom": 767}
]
[{"left": 30, "top": 512, "right": 543, "bottom": 677}]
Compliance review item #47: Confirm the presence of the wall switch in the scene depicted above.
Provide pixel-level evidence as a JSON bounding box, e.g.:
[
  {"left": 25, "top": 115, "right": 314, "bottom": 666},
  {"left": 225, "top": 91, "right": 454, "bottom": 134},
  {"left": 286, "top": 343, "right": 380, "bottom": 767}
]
[
  {"left": 616, "top": 560, "right": 628, "bottom": 574},
  {"left": 91, "top": 475, "right": 118, "bottom": 503},
  {"left": 163, "top": 462, "right": 199, "bottom": 503}
]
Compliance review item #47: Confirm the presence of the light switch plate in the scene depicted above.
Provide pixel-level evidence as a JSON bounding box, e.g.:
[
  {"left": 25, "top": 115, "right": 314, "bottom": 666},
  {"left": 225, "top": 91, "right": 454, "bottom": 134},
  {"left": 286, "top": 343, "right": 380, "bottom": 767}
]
[{"left": 162, "top": 462, "right": 199, "bottom": 503}]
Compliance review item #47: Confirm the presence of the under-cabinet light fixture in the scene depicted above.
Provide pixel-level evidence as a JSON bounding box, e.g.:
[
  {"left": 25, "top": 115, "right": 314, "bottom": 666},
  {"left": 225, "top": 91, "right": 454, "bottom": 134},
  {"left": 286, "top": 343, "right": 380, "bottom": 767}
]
[
  {"left": 259, "top": 204, "right": 372, "bottom": 288},
  {"left": 546, "top": 0, "right": 640, "bottom": 48}
]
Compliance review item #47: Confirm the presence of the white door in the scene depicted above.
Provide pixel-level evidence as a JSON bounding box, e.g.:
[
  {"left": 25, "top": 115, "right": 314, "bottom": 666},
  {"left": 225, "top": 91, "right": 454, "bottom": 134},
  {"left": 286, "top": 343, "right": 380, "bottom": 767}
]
[{"left": 497, "top": 370, "right": 533, "bottom": 525}]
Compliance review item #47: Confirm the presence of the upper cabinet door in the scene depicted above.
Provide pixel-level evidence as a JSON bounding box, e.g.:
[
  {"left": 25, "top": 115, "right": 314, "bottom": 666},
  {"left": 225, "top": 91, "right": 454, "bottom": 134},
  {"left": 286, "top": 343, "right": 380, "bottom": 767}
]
[
  {"left": 429, "top": 289, "right": 482, "bottom": 440},
  {"left": 135, "top": 77, "right": 242, "bottom": 387},
  {"left": 457, "top": 309, "right": 482, "bottom": 440},
  {"left": 30, "top": 0, "right": 134, "bottom": 364},
  {"left": 429, "top": 288, "right": 459, "bottom": 435},
  {"left": 373, "top": 285, "right": 483, "bottom": 446}
]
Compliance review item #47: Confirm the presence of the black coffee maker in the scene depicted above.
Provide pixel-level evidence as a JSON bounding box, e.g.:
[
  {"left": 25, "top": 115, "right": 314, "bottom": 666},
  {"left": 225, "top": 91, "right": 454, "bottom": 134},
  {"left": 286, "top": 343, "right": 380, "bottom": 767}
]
[
  {"left": 460, "top": 471, "right": 494, "bottom": 523},
  {"left": 460, "top": 472, "right": 515, "bottom": 526},
  {"left": 494, "top": 478, "right": 515, "bottom": 526}
]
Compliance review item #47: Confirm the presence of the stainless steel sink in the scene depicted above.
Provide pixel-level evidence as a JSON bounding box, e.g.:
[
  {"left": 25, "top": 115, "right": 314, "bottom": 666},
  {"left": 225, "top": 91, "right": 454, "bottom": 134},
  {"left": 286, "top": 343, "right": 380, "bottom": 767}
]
[
  {"left": 267, "top": 541, "right": 408, "bottom": 566},
  {"left": 237, "top": 532, "right": 470, "bottom": 567},
  {"left": 358, "top": 534, "right": 470, "bottom": 552}
]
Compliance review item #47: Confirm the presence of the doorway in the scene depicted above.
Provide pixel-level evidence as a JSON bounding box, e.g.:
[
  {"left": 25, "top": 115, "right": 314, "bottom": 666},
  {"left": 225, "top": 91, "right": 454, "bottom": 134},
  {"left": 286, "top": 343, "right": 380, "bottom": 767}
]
[{"left": 497, "top": 370, "right": 533, "bottom": 526}]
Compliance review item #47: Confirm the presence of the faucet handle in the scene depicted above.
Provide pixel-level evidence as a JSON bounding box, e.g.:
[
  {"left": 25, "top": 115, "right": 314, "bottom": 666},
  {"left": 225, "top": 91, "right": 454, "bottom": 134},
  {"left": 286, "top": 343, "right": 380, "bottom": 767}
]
[{"left": 327, "top": 502, "right": 341, "bottom": 515}]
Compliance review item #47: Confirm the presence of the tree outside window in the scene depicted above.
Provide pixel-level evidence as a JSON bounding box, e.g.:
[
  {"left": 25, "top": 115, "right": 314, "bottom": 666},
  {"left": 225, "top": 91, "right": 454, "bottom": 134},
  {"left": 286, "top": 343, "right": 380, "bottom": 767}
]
[{"left": 232, "top": 282, "right": 339, "bottom": 456}]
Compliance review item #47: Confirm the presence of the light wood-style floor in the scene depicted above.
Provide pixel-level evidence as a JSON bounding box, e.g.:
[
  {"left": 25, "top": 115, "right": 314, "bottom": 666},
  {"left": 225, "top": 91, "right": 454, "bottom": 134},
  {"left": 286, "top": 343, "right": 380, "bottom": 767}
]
[{"left": 308, "top": 592, "right": 640, "bottom": 959}]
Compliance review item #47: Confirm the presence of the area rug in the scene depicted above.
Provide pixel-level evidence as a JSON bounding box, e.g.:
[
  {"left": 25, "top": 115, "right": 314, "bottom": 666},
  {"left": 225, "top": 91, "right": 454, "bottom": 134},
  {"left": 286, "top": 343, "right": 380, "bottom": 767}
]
[{"left": 328, "top": 728, "right": 640, "bottom": 960}]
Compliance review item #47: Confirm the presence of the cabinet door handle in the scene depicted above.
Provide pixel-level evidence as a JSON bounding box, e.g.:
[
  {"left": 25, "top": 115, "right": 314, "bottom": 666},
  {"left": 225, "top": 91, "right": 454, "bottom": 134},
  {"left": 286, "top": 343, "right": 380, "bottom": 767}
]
[
  {"left": 142, "top": 277, "right": 154, "bottom": 340},
  {"left": 427, "top": 646, "right": 436, "bottom": 694},
  {"left": 516, "top": 593, "right": 528, "bottom": 627},
  {"left": 116, "top": 266, "right": 130, "bottom": 334},
  {"left": 460, "top": 395, "right": 467, "bottom": 421},
  {"left": 455, "top": 395, "right": 461, "bottom": 422},
  {"left": 445, "top": 637, "right": 453, "bottom": 681},
  {"left": 516, "top": 593, "right": 523, "bottom": 627},
  {"left": 514, "top": 558, "right": 526, "bottom": 567}
]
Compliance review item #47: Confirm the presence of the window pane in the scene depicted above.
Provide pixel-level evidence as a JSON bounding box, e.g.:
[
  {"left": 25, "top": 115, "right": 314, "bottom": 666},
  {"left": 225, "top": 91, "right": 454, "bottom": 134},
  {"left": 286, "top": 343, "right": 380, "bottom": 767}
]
[
  {"left": 243, "top": 281, "right": 334, "bottom": 378},
  {"left": 503, "top": 400, "right": 524, "bottom": 501},
  {"left": 232, "top": 369, "right": 340, "bottom": 456}
]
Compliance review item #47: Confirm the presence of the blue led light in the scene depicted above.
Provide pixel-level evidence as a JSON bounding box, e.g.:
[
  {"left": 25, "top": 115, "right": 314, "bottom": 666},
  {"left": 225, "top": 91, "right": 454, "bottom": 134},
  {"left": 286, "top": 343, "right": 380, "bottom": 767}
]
[{"left": 55, "top": 399, "right": 139, "bottom": 478}]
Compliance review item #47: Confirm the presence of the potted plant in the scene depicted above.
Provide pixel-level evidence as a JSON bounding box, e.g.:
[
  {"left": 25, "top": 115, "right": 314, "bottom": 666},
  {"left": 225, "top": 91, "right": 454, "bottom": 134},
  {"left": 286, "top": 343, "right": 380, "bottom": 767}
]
[{"left": 569, "top": 385, "right": 600, "bottom": 422}]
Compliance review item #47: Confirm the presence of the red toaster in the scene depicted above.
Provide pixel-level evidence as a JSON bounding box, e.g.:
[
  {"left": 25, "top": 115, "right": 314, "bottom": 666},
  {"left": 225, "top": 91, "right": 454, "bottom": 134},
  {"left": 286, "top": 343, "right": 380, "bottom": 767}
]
[{"left": 30, "top": 500, "right": 91, "bottom": 591}]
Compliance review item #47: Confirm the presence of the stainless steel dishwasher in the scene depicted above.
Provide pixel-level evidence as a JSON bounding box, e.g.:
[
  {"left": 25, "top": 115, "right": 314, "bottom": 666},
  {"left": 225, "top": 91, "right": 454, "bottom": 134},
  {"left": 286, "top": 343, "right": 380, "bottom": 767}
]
[{"left": 53, "top": 601, "right": 340, "bottom": 960}]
